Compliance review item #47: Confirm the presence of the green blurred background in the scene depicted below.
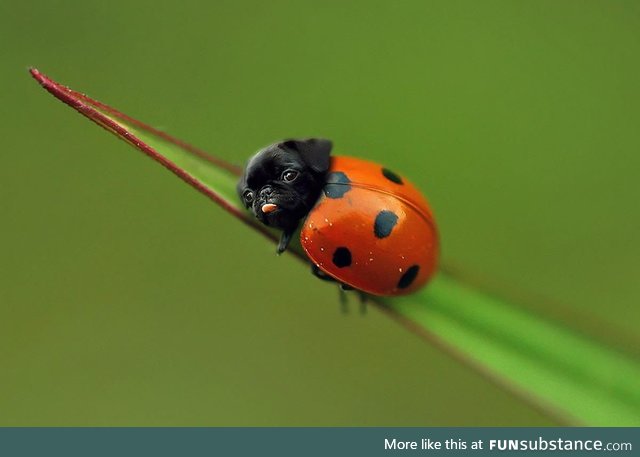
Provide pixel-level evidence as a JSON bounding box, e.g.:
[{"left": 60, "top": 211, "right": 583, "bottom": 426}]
[{"left": 1, "top": 1, "right": 638, "bottom": 425}]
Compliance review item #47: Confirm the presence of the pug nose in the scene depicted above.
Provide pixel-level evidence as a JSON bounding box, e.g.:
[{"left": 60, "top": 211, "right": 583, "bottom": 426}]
[{"left": 260, "top": 186, "right": 273, "bottom": 199}]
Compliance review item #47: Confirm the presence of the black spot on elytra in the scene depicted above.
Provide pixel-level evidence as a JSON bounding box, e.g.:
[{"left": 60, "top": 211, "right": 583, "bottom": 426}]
[
  {"left": 332, "top": 247, "right": 352, "bottom": 268},
  {"left": 382, "top": 168, "right": 403, "bottom": 185},
  {"left": 398, "top": 265, "right": 420, "bottom": 289},
  {"left": 324, "top": 171, "right": 351, "bottom": 198},
  {"left": 374, "top": 210, "right": 398, "bottom": 238}
]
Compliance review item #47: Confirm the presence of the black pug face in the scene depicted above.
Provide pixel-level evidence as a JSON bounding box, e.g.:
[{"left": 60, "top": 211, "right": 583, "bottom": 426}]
[{"left": 237, "top": 139, "right": 332, "bottom": 233}]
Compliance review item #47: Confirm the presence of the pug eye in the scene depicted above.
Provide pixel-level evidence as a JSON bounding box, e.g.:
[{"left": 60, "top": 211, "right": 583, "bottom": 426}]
[
  {"left": 243, "top": 190, "right": 255, "bottom": 203},
  {"left": 282, "top": 170, "right": 299, "bottom": 182}
]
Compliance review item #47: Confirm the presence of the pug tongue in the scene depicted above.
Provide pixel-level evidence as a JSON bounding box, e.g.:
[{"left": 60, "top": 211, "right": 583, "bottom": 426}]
[{"left": 261, "top": 203, "right": 278, "bottom": 214}]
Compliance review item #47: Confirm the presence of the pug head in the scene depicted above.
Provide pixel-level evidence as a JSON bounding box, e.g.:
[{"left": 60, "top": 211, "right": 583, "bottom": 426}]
[{"left": 237, "top": 139, "right": 332, "bottom": 237}]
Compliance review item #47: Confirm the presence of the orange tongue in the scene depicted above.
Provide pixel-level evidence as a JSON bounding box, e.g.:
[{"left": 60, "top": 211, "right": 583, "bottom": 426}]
[{"left": 261, "top": 203, "right": 278, "bottom": 214}]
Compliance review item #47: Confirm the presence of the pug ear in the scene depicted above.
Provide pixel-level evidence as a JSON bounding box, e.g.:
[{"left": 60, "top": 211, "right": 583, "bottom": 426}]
[{"left": 280, "top": 138, "right": 333, "bottom": 173}]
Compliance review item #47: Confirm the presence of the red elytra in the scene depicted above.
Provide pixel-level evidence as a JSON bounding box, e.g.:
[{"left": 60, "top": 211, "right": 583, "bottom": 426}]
[{"left": 300, "top": 156, "right": 438, "bottom": 296}]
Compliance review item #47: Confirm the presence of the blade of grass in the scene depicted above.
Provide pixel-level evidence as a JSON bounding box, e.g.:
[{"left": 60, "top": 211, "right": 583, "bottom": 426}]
[
  {"left": 29, "top": 68, "right": 277, "bottom": 246},
  {"left": 388, "top": 277, "right": 640, "bottom": 425},
  {"left": 30, "top": 69, "right": 640, "bottom": 426}
]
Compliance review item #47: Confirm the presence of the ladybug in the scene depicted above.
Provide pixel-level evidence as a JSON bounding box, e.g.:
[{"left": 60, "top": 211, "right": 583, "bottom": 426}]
[{"left": 237, "top": 139, "right": 438, "bottom": 296}]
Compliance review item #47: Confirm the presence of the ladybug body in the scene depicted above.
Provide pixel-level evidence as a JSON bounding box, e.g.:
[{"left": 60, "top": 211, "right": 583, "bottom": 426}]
[
  {"left": 237, "top": 139, "right": 438, "bottom": 297},
  {"left": 301, "top": 156, "right": 438, "bottom": 296}
]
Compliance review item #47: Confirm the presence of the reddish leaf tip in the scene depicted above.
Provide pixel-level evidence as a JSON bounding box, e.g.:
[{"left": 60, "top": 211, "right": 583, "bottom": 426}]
[
  {"left": 29, "top": 68, "right": 60, "bottom": 95},
  {"left": 29, "top": 67, "right": 45, "bottom": 84}
]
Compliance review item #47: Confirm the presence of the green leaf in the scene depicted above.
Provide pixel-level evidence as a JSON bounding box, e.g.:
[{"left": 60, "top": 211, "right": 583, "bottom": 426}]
[
  {"left": 31, "top": 69, "right": 640, "bottom": 426},
  {"left": 390, "top": 276, "right": 640, "bottom": 425}
]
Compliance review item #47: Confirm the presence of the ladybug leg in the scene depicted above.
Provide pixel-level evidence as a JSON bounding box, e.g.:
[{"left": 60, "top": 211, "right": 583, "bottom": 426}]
[
  {"left": 311, "top": 264, "right": 336, "bottom": 282},
  {"left": 338, "top": 288, "right": 348, "bottom": 313},
  {"left": 276, "top": 229, "right": 295, "bottom": 255},
  {"left": 311, "top": 265, "right": 358, "bottom": 314},
  {"left": 358, "top": 292, "right": 368, "bottom": 315},
  {"left": 339, "top": 283, "right": 357, "bottom": 314},
  {"left": 311, "top": 264, "right": 346, "bottom": 312}
]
